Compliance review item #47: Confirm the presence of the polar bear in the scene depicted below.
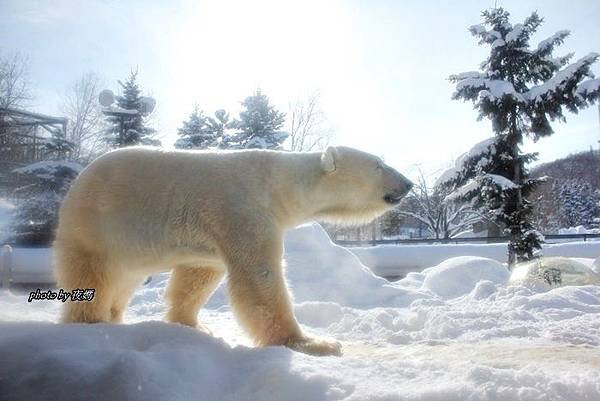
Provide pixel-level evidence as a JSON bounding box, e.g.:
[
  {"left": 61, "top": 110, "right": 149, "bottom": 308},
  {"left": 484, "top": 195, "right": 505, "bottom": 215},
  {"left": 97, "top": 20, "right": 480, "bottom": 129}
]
[{"left": 54, "top": 146, "right": 412, "bottom": 356}]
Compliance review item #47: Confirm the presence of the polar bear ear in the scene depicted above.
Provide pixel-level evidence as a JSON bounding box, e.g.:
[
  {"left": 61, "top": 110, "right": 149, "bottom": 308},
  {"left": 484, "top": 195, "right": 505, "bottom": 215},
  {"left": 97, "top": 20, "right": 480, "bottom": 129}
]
[{"left": 321, "top": 146, "right": 337, "bottom": 173}]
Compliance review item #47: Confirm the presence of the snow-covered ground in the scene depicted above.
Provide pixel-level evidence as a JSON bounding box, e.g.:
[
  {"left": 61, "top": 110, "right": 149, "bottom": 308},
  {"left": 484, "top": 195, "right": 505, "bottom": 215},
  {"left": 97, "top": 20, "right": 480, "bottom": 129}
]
[{"left": 1, "top": 223, "right": 599, "bottom": 401}]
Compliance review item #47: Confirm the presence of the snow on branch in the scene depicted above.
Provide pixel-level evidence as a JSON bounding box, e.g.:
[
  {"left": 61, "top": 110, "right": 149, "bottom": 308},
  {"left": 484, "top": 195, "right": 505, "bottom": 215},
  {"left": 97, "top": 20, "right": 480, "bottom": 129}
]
[
  {"left": 445, "top": 179, "right": 480, "bottom": 202},
  {"left": 446, "top": 173, "right": 516, "bottom": 203},
  {"left": 13, "top": 160, "right": 83, "bottom": 181},
  {"left": 485, "top": 174, "right": 518, "bottom": 189},
  {"left": 451, "top": 73, "right": 524, "bottom": 103},
  {"left": 536, "top": 30, "right": 570, "bottom": 55},
  {"left": 435, "top": 137, "right": 496, "bottom": 187},
  {"left": 526, "top": 53, "right": 600, "bottom": 103},
  {"left": 576, "top": 79, "right": 600, "bottom": 99},
  {"left": 505, "top": 23, "right": 524, "bottom": 43}
]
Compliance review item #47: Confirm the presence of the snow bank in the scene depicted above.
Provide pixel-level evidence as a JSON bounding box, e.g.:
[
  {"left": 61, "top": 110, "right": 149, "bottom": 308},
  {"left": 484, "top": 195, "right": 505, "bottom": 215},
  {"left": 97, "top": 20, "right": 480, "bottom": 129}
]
[
  {"left": 0, "top": 321, "right": 341, "bottom": 401},
  {"left": 559, "top": 225, "right": 600, "bottom": 235},
  {"left": 422, "top": 256, "right": 508, "bottom": 298},
  {"left": 352, "top": 241, "right": 600, "bottom": 277},
  {"left": 329, "top": 278, "right": 600, "bottom": 347},
  {"left": 281, "top": 224, "right": 422, "bottom": 307},
  {"left": 1, "top": 222, "right": 600, "bottom": 400}
]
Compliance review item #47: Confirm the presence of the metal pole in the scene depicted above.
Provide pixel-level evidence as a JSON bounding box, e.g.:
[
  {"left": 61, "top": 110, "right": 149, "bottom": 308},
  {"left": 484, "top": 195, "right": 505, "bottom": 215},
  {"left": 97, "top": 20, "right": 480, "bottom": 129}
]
[{"left": 1, "top": 245, "right": 13, "bottom": 289}]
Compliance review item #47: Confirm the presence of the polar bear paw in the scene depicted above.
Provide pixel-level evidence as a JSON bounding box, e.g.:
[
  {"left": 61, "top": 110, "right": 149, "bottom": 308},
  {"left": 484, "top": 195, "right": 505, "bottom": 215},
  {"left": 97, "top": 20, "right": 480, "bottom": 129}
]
[
  {"left": 285, "top": 336, "right": 342, "bottom": 357},
  {"left": 195, "top": 322, "right": 213, "bottom": 336}
]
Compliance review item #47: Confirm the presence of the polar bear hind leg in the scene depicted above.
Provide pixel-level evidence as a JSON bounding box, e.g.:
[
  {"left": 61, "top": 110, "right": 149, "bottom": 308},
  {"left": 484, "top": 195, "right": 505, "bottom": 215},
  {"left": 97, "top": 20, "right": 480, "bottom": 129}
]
[
  {"left": 109, "top": 273, "right": 146, "bottom": 323},
  {"left": 165, "top": 265, "right": 225, "bottom": 332}
]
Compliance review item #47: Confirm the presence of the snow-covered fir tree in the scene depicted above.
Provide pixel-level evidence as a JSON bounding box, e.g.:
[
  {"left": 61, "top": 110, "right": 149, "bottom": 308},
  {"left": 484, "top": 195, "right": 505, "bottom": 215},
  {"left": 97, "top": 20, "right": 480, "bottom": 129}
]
[
  {"left": 530, "top": 180, "right": 561, "bottom": 233},
  {"left": 208, "top": 109, "right": 231, "bottom": 142},
  {"left": 105, "top": 71, "right": 159, "bottom": 148},
  {"left": 175, "top": 106, "right": 222, "bottom": 150},
  {"left": 443, "top": 7, "right": 600, "bottom": 265},
  {"left": 227, "top": 89, "right": 288, "bottom": 149},
  {"left": 10, "top": 161, "right": 82, "bottom": 245},
  {"left": 557, "top": 179, "right": 599, "bottom": 228},
  {"left": 42, "top": 130, "right": 75, "bottom": 157}
]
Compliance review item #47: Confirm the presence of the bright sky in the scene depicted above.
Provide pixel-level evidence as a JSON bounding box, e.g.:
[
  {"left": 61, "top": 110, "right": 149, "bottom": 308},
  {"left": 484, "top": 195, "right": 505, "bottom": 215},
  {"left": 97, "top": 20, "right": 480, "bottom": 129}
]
[{"left": 2, "top": 0, "right": 599, "bottom": 181}]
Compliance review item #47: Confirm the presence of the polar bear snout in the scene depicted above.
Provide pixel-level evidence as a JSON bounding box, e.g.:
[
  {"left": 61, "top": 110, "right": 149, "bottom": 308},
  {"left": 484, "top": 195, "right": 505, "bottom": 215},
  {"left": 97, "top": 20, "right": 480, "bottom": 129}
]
[
  {"left": 382, "top": 170, "right": 413, "bottom": 205},
  {"left": 384, "top": 189, "right": 409, "bottom": 205}
]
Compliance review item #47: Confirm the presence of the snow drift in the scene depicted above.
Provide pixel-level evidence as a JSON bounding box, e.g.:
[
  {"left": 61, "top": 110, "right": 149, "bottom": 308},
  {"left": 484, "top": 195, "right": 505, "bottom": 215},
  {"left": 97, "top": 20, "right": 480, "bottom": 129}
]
[{"left": 1, "top": 223, "right": 600, "bottom": 401}]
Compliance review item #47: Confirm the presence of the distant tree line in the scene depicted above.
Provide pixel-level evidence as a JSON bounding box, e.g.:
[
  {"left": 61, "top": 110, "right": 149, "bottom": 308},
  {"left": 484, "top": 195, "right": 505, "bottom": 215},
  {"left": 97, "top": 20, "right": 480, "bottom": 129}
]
[{"left": 531, "top": 151, "right": 600, "bottom": 232}]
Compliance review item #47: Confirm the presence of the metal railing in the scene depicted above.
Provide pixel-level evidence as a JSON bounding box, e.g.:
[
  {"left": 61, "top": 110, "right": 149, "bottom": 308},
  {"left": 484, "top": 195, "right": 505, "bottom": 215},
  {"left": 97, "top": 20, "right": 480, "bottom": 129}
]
[{"left": 334, "top": 233, "right": 600, "bottom": 247}]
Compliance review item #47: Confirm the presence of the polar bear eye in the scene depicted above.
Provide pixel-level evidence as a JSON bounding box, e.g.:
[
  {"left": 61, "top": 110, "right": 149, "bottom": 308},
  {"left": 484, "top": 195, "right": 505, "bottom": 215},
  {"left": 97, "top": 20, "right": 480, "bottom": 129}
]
[{"left": 375, "top": 163, "right": 383, "bottom": 170}]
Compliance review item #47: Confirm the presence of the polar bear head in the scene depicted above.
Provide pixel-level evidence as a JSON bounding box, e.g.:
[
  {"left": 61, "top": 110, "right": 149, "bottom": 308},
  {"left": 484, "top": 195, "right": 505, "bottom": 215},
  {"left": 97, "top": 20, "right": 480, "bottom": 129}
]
[{"left": 314, "top": 146, "right": 413, "bottom": 224}]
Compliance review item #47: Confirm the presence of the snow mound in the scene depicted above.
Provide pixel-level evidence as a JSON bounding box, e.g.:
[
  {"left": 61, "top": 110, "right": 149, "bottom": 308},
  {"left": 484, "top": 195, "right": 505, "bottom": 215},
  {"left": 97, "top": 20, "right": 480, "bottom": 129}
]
[
  {"left": 422, "top": 256, "right": 509, "bottom": 299},
  {"left": 558, "top": 225, "right": 600, "bottom": 235},
  {"left": 0, "top": 321, "right": 343, "bottom": 401},
  {"left": 328, "top": 281, "right": 600, "bottom": 347},
  {"left": 283, "top": 223, "right": 423, "bottom": 308},
  {"left": 2, "top": 224, "right": 600, "bottom": 400}
]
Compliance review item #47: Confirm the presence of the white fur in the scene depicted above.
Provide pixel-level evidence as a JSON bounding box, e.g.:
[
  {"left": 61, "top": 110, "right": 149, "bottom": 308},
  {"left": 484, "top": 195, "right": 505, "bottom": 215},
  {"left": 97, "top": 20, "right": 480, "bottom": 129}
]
[{"left": 54, "top": 146, "right": 412, "bottom": 356}]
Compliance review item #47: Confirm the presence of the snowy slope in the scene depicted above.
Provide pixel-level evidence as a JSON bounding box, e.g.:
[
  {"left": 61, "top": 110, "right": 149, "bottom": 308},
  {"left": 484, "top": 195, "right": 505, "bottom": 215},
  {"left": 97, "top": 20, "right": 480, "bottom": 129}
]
[{"left": 1, "top": 223, "right": 599, "bottom": 401}]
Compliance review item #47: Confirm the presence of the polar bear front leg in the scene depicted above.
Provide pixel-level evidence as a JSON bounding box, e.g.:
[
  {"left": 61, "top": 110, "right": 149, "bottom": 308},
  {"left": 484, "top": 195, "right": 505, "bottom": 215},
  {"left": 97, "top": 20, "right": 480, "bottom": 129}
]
[
  {"left": 224, "top": 235, "right": 342, "bottom": 356},
  {"left": 166, "top": 265, "right": 224, "bottom": 333}
]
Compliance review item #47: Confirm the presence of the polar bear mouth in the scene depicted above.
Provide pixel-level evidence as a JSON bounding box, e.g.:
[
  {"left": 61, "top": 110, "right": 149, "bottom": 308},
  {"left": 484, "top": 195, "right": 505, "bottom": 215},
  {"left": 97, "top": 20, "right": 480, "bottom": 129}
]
[{"left": 383, "top": 193, "right": 404, "bottom": 205}]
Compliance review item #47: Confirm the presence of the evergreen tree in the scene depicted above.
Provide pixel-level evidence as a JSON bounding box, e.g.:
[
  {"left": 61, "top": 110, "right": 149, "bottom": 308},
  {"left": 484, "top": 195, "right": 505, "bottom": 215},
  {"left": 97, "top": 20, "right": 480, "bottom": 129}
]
[
  {"left": 228, "top": 89, "right": 288, "bottom": 149},
  {"left": 175, "top": 106, "right": 221, "bottom": 149},
  {"left": 105, "top": 71, "right": 159, "bottom": 148},
  {"left": 10, "top": 161, "right": 82, "bottom": 245},
  {"left": 208, "top": 109, "right": 232, "bottom": 148},
  {"left": 530, "top": 179, "right": 560, "bottom": 234},
  {"left": 557, "top": 179, "right": 599, "bottom": 228},
  {"left": 444, "top": 7, "right": 600, "bottom": 265}
]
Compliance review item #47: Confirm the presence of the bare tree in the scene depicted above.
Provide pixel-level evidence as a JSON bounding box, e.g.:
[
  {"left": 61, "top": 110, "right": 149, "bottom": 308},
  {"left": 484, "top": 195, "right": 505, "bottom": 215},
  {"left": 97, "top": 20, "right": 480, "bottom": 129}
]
[
  {"left": 287, "top": 91, "right": 333, "bottom": 151},
  {"left": 60, "top": 72, "right": 108, "bottom": 162},
  {"left": 399, "top": 170, "right": 485, "bottom": 239},
  {"left": 0, "top": 52, "right": 32, "bottom": 110}
]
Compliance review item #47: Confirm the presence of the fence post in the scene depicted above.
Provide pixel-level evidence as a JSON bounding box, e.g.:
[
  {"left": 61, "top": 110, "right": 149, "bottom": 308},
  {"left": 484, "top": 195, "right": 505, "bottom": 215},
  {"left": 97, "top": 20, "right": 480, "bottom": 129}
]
[{"left": 1, "top": 245, "right": 13, "bottom": 289}]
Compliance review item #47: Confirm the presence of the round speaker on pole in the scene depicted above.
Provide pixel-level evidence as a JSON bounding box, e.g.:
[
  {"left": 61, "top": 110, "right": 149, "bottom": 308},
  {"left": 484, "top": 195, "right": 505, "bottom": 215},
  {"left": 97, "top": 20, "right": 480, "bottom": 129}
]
[
  {"left": 98, "top": 89, "right": 115, "bottom": 107},
  {"left": 140, "top": 97, "right": 156, "bottom": 115}
]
